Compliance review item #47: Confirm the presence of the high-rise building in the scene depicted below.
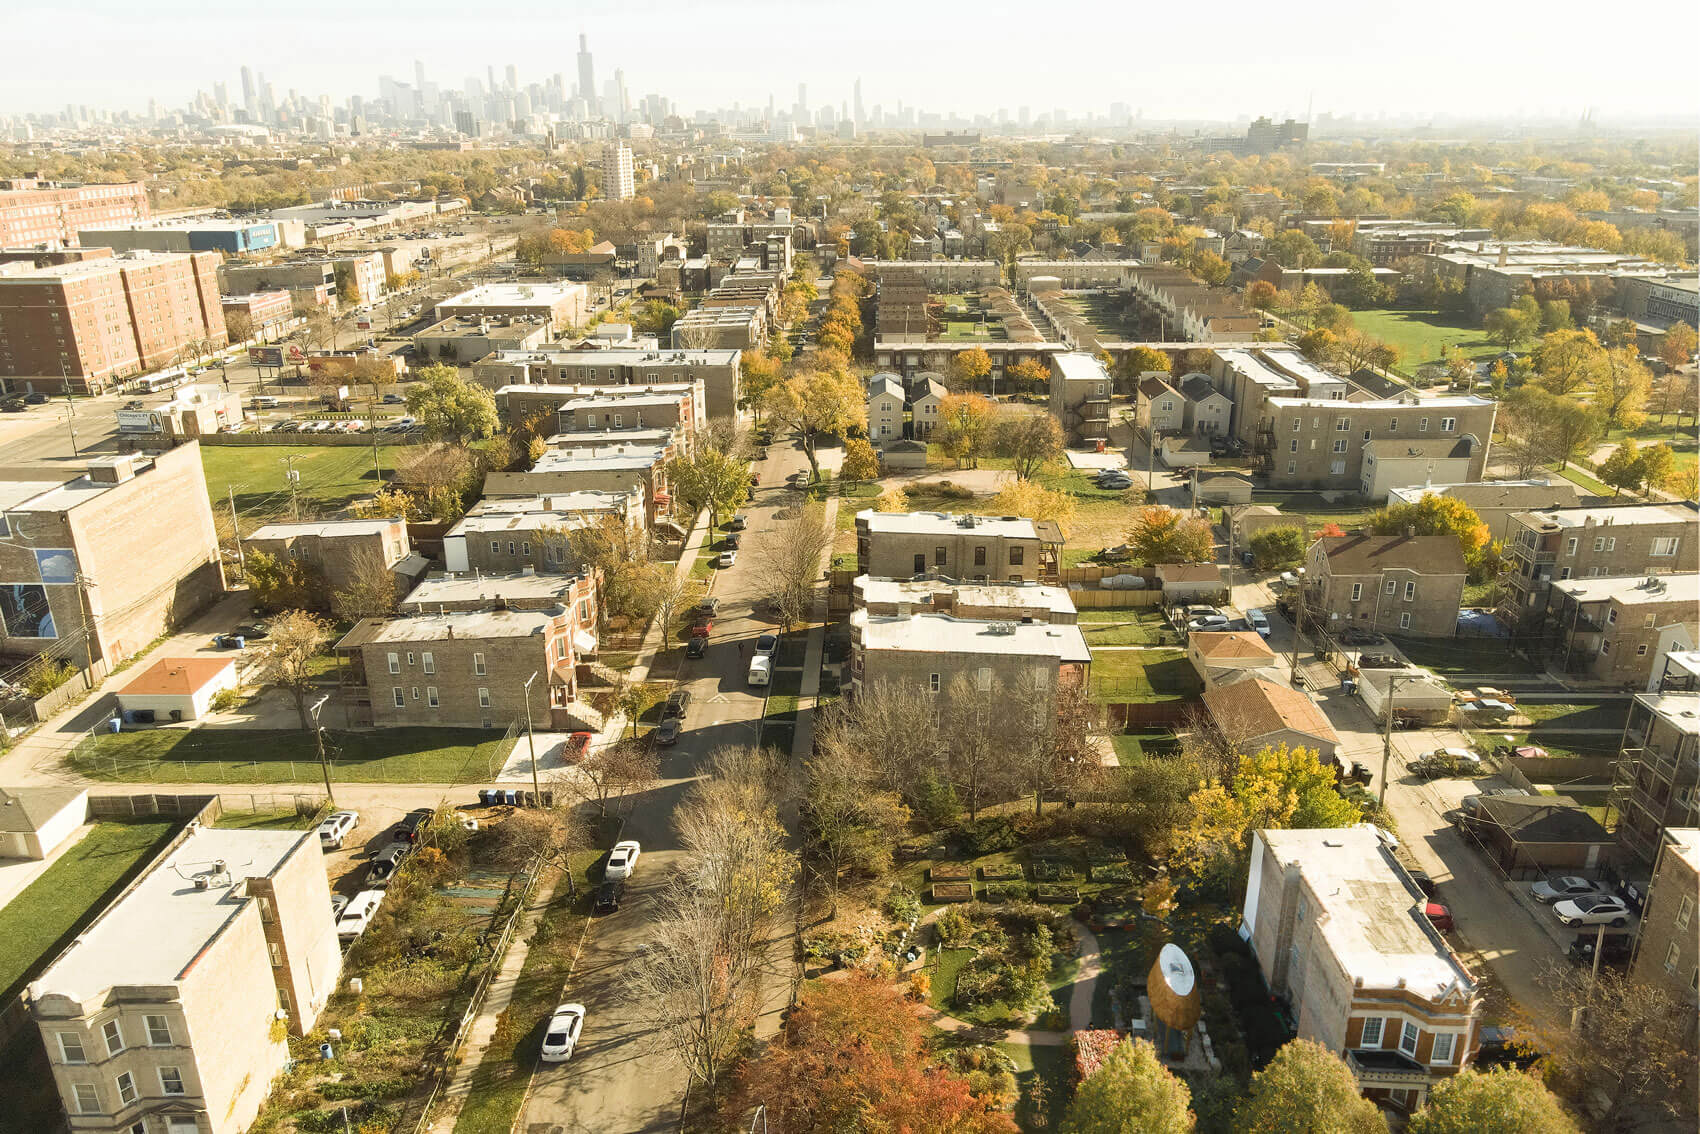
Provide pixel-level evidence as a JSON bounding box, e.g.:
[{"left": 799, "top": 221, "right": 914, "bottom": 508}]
[
  {"left": 240, "top": 65, "right": 255, "bottom": 113},
  {"left": 505, "top": 63, "right": 518, "bottom": 93},
  {"left": 602, "top": 140, "right": 635, "bottom": 201},
  {"left": 853, "top": 78, "right": 864, "bottom": 127},
  {"left": 577, "top": 34, "right": 597, "bottom": 107}
]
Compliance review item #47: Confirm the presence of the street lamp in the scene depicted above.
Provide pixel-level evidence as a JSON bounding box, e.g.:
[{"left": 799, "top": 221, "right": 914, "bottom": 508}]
[
  {"left": 309, "top": 694, "right": 336, "bottom": 808},
  {"left": 522, "top": 671, "right": 542, "bottom": 808}
]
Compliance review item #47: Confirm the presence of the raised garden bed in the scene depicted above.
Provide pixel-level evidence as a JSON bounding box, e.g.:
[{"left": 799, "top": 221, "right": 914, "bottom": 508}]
[
  {"left": 980, "top": 862, "right": 1023, "bottom": 881},
  {"left": 930, "top": 862, "right": 972, "bottom": 882},
  {"left": 1087, "top": 895, "right": 1144, "bottom": 929},
  {"left": 1084, "top": 844, "right": 1126, "bottom": 865},
  {"left": 1031, "top": 861, "right": 1077, "bottom": 882},
  {"left": 1089, "top": 863, "right": 1133, "bottom": 883},
  {"left": 982, "top": 884, "right": 1026, "bottom": 903},
  {"left": 931, "top": 882, "right": 974, "bottom": 902},
  {"left": 1035, "top": 885, "right": 1080, "bottom": 905}
]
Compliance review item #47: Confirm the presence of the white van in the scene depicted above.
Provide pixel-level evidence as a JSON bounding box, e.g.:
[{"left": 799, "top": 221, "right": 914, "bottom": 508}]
[
  {"left": 747, "top": 655, "right": 772, "bottom": 687},
  {"left": 336, "top": 889, "right": 386, "bottom": 943}
]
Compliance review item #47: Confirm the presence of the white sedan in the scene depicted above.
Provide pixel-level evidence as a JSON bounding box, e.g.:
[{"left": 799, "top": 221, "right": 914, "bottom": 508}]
[
  {"left": 605, "top": 840, "right": 641, "bottom": 881},
  {"left": 540, "top": 1004, "right": 585, "bottom": 1063},
  {"left": 1553, "top": 895, "right": 1632, "bottom": 927}
]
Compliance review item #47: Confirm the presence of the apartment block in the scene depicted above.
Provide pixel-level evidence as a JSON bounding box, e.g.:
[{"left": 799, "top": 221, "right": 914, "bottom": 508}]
[
  {"left": 1542, "top": 574, "right": 1700, "bottom": 688},
  {"left": 0, "top": 176, "right": 150, "bottom": 247},
  {"left": 400, "top": 570, "right": 597, "bottom": 621},
  {"left": 219, "top": 290, "right": 294, "bottom": 341},
  {"left": 1302, "top": 533, "right": 1467, "bottom": 639},
  {"left": 413, "top": 314, "right": 550, "bottom": 364},
  {"left": 337, "top": 607, "right": 594, "bottom": 730},
  {"left": 1385, "top": 480, "right": 1580, "bottom": 541},
  {"left": 1629, "top": 828, "right": 1699, "bottom": 1010},
  {"left": 1612, "top": 693, "right": 1700, "bottom": 867},
  {"left": 29, "top": 828, "right": 341, "bottom": 1134},
  {"left": 1421, "top": 240, "right": 1675, "bottom": 317},
  {"left": 434, "top": 282, "right": 588, "bottom": 336},
  {"left": 482, "top": 444, "right": 667, "bottom": 523},
  {"left": 0, "top": 250, "right": 225, "bottom": 392},
  {"left": 216, "top": 259, "right": 337, "bottom": 313},
  {"left": 443, "top": 490, "right": 639, "bottom": 575},
  {"left": 853, "top": 575, "right": 1077, "bottom": 624},
  {"left": 0, "top": 447, "right": 223, "bottom": 673},
  {"left": 1048, "top": 352, "right": 1111, "bottom": 443},
  {"left": 848, "top": 609, "right": 1090, "bottom": 701},
  {"left": 601, "top": 141, "right": 635, "bottom": 201},
  {"left": 1261, "top": 393, "right": 1493, "bottom": 490},
  {"left": 1499, "top": 502, "right": 1698, "bottom": 631},
  {"left": 242, "top": 518, "right": 418, "bottom": 594},
  {"left": 476, "top": 347, "right": 740, "bottom": 422},
  {"left": 855, "top": 510, "right": 1062, "bottom": 584},
  {"left": 1243, "top": 827, "right": 1480, "bottom": 1113}
]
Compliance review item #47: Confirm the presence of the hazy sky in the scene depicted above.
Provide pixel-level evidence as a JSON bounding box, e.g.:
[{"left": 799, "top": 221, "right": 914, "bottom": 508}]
[{"left": 6, "top": 0, "right": 1699, "bottom": 123}]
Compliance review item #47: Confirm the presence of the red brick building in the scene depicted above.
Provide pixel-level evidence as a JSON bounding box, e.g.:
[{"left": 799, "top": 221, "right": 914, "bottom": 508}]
[
  {"left": 0, "top": 176, "right": 150, "bottom": 247},
  {"left": 0, "top": 250, "right": 225, "bottom": 392},
  {"left": 221, "top": 290, "right": 294, "bottom": 341}
]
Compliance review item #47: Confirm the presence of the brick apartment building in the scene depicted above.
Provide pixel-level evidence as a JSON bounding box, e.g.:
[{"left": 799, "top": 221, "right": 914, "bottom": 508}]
[
  {"left": 855, "top": 511, "right": 1063, "bottom": 584},
  {"left": 1540, "top": 574, "right": 1700, "bottom": 688},
  {"left": 242, "top": 518, "right": 421, "bottom": 595},
  {"left": 29, "top": 827, "right": 341, "bottom": 1134},
  {"left": 0, "top": 176, "right": 150, "bottom": 247},
  {"left": 1629, "top": 827, "right": 1699, "bottom": 1011},
  {"left": 1048, "top": 352, "right": 1112, "bottom": 443},
  {"left": 1498, "top": 501, "right": 1698, "bottom": 632},
  {"left": 1243, "top": 827, "right": 1480, "bottom": 1113},
  {"left": 337, "top": 607, "right": 597, "bottom": 730},
  {"left": 1612, "top": 692, "right": 1700, "bottom": 867},
  {"left": 477, "top": 348, "right": 739, "bottom": 422},
  {"left": 1302, "top": 533, "right": 1468, "bottom": 638},
  {"left": 442, "top": 491, "right": 640, "bottom": 575},
  {"left": 220, "top": 290, "right": 294, "bottom": 341},
  {"left": 0, "top": 250, "right": 225, "bottom": 393},
  {"left": 0, "top": 447, "right": 223, "bottom": 674},
  {"left": 848, "top": 609, "right": 1091, "bottom": 703},
  {"left": 853, "top": 576, "right": 1078, "bottom": 625}
]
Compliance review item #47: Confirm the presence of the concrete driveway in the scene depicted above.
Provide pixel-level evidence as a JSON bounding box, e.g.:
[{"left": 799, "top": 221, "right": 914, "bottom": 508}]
[{"left": 518, "top": 438, "right": 812, "bottom": 1133}]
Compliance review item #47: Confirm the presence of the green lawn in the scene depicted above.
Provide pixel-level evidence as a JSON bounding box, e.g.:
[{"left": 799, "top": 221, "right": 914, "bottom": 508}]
[
  {"left": 1087, "top": 648, "right": 1200, "bottom": 702},
  {"left": 215, "top": 806, "right": 323, "bottom": 830},
  {"left": 201, "top": 442, "right": 421, "bottom": 525},
  {"left": 1547, "top": 462, "right": 1617, "bottom": 498},
  {"left": 0, "top": 820, "right": 179, "bottom": 999},
  {"left": 1387, "top": 635, "right": 1538, "bottom": 676},
  {"left": 1109, "top": 731, "right": 1182, "bottom": 762},
  {"left": 1349, "top": 308, "right": 1499, "bottom": 368},
  {"left": 68, "top": 727, "right": 514, "bottom": 784},
  {"left": 1081, "top": 614, "right": 1170, "bottom": 646},
  {"left": 1000, "top": 1039, "right": 1075, "bottom": 1133}
]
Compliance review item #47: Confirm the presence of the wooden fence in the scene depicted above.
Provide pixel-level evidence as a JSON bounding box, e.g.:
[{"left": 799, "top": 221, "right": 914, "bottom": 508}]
[
  {"left": 1105, "top": 699, "right": 1203, "bottom": 729},
  {"left": 1069, "top": 588, "right": 1162, "bottom": 609}
]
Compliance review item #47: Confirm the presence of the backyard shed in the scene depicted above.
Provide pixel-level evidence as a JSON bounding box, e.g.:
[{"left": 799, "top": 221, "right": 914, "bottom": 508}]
[{"left": 117, "top": 656, "right": 239, "bottom": 723}]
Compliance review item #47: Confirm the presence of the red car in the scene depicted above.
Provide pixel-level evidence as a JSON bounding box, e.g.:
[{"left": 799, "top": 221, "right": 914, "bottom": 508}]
[
  {"left": 1424, "top": 902, "right": 1454, "bottom": 932},
  {"left": 563, "top": 732, "right": 593, "bottom": 763},
  {"left": 689, "top": 619, "right": 713, "bottom": 638}
]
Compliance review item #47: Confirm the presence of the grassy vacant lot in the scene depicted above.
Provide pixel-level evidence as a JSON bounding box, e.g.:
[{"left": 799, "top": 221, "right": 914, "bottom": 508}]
[
  {"left": 215, "top": 807, "right": 323, "bottom": 830},
  {"left": 1081, "top": 612, "right": 1170, "bottom": 646},
  {"left": 1087, "top": 648, "right": 1200, "bottom": 702},
  {"left": 200, "top": 442, "right": 420, "bottom": 525},
  {"left": 1253, "top": 490, "right": 1378, "bottom": 530},
  {"left": 1387, "top": 635, "right": 1539, "bottom": 676},
  {"left": 999, "top": 1038, "right": 1075, "bottom": 1132},
  {"left": 1349, "top": 308, "right": 1499, "bottom": 368},
  {"left": 69, "top": 726, "right": 514, "bottom": 784},
  {"left": 0, "top": 819, "right": 179, "bottom": 1000},
  {"left": 1109, "top": 730, "right": 1182, "bottom": 762}
]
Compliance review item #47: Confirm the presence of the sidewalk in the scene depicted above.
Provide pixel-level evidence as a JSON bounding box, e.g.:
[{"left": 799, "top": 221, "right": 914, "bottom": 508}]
[{"left": 625, "top": 507, "right": 710, "bottom": 686}]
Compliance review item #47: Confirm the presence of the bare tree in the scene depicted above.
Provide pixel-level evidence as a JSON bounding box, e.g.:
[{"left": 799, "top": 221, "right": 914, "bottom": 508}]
[
  {"left": 484, "top": 804, "right": 588, "bottom": 894},
  {"left": 224, "top": 311, "right": 254, "bottom": 345},
  {"left": 813, "top": 680, "right": 947, "bottom": 815},
  {"left": 942, "top": 672, "right": 1015, "bottom": 824},
  {"left": 802, "top": 745, "right": 908, "bottom": 919},
  {"left": 1006, "top": 671, "right": 1103, "bottom": 816},
  {"left": 560, "top": 737, "right": 659, "bottom": 818},
  {"left": 254, "top": 610, "right": 332, "bottom": 731},
  {"left": 748, "top": 501, "right": 831, "bottom": 633},
  {"left": 331, "top": 547, "right": 399, "bottom": 623}
]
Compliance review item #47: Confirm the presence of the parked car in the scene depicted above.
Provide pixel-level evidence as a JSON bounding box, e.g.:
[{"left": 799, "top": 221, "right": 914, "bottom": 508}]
[
  {"left": 1566, "top": 931, "right": 1632, "bottom": 967},
  {"left": 317, "top": 810, "right": 359, "bottom": 850},
  {"left": 394, "top": 807, "right": 434, "bottom": 843},
  {"left": 1423, "top": 901, "right": 1454, "bottom": 931},
  {"left": 1533, "top": 876, "right": 1606, "bottom": 904},
  {"left": 251, "top": 395, "right": 281, "bottom": 409},
  {"left": 748, "top": 655, "right": 773, "bottom": 686},
  {"left": 663, "top": 690, "right": 692, "bottom": 719},
  {"left": 728, "top": 513, "right": 747, "bottom": 531},
  {"left": 1475, "top": 1025, "right": 1542, "bottom": 1070},
  {"left": 0, "top": 399, "right": 26, "bottom": 413},
  {"left": 365, "top": 842, "right": 412, "bottom": 886},
  {"left": 717, "top": 550, "right": 738, "bottom": 568},
  {"left": 1246, "top": 609, "right": 1271, "bottom": 639},
  {"left": 1553, "top": 895, "right": 1631, "bottom": 927},
  {"left": 685, "top": 636, "right": 707, "bottom": 659},
  {"left": 594, "top": 881, "right": 625, "bottom": 915},
  {"left": 1182, "top": 605, "right": 1222, "bottom": 621},
  {"left": 539, "top": 1004, "right": 586, "bottom": 1063},
  {"left": 381, "top": 392, "right": 405, "bottom": 404},
  {"left": 655, "top": 717, "right": 681, "bottom": 746},
  {"left": 23, "top": 391, "right": 49, "bottom": 405},
  {"left": 336, "top": 890, "right": 386, "bottom": 943},
  {"left": 233, "top": 622, "right": 269, "bottom": 640},
  {"left": 1187, "top": 615, "right": 1231, "bottom": 632},
  {"left": 755, "top": 634, "right": 778, "bottom": 657},
  {"left": 688, "top": 618, "right": 713, "bottom": 638},
  {"left": 722, "top": 533, "right": 740, "bottom": 550},
  {"left": 1430, "top": 746, "right": 1482, "bottom": 767},
  {"left": 563, "top": 732, "right": 593, "bottom": 763},
  {"left": 1097, "top": 472, "right": 1133, "bottom": 488},
  {"left": 604, "top": 840, "right": 641, "bottom": 880},
  {"left": 330, "top": 893, "right": 350, "bottom": 920},
  {"left": 1407, "top": 869, "right": 1437, "bottom": 898}
]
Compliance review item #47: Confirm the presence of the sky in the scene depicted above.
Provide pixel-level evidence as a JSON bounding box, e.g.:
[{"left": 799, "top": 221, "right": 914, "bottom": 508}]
[{"left": 6, "top": 0, "right": 1699, "bottom": 125}]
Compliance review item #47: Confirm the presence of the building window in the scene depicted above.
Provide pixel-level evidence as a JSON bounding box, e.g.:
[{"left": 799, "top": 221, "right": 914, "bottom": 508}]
[
  {"left": 1287, "top": 461, "right": 1296, "bottom": 474},
  {"left": 411, "top": 687, "right": 420, "bottom": 701},
  {"left": 1594, "top": 537, "right": 1606, "bottom": 552},
  {"left": 1678, "top": 895, "right": 1693, "bottom": 930},
  {"left": 1665, "top": 942, "right": 1681, "bottom": 974},
  {"left": 145, "top": 1016, "right": 171, "bottom": 1047},
  {"left": 1637, "top": 644, "right": 1648, "bottom": 656},
  {"left": 1400, "top": 611, "right": 1411, "bottom": 629},
  {"left": 1350, "top": 583, "right": 1363, "bottom": 602},
  {"left": 116, "top": 1071, "right": 137, "bottom": 1106},
  {"left": 74, "top": 1084, "right": 99, "bottom": 1114},
  {"left": 387, "top": 652, "right": 400, "bottom": 675},
  {"left": 1385, "top": 578, "right": 1397, "bottom": 594},
  {"left": 1644, "top": 613, "right": 1658, "bottom": 628},
  {"left": 478, "top": 687, "right": 491, "bottom": 708},
  {"left": 1289, "top": 439, "right": 1299, "bottom": 453},
  {"left": 1336, "top": 418, "right": 1350, "bottom": 431},
  {"left": 473, "top": 652, "right": 486, "bottom": 675},
  {"left": 427, "top": 687, "right": 439, "bottom": 708},
  {"left": 422, "top": 652, "right": 435, "bottom": 674},
  {"left": 159, "top": 1067, "right": 185, "bottom": 1095},
  {"left": 1403, "top": 581, "right": 1416, "bottom": 600},
  {"left": 1607, "top": 537, "right": 1616, "bottom": 551},
  {"left": 1652, "top": 537, "right": 1680, "bottom": 557},
  {"left": 392, "top": 687, "right": 404, "bottom": 708},
  {"left": 58, "top": 1033, "right": 86, "bottom": 1064},
  {"left": 974, "top": 546, "right": 986, "bottom": 566},
  {"left": 1566, "top": 537, "right": 1578, "bottom": 556},
  {"left": 1418, "top": 418, "right": 1429, "bottom": 432},
  {"left": 1388, "top": 418, "right": 1397, "bottom": 430},
  {"left": 928, "top": 673, "right": 940, "bottom": 693},
  {"left": 278, "top": 986, "right": 291, "bottom": 1012},
  {"left": 1431, "top": 1033, "right": 1456, "bottom": 1065},
  {"left": 1359, "top": 1017, "right": 1383, "bottom": 1048},
  {"left": 522, "top": 541, "right": 531, "bottom": 555},
  {"left": 490, "top": 540, "right": 500, "bottom": 554},
  {"left": 1330, "top": 459, "right": 1346, "bottom": 475},
  {"left": 1332, "top": 439, "right": 1347, "bottom": 453},
  {"left": 935, "top": 546, "right": 947, "bottom": 566},
  {"left": 1291, "top": 418, "right": 1301, "bottom": 432},
  {"left": 976, "top": 667, "right": 993, "bottom": 692},
  {"left": 1399, "top": 1022, "right": 1419, "bottom": 1056},
  {"left": 406, "top": 652, "right": 415, "bottom": 666},
  {"left": 102, "top": 1020, "right": 124, "bottom": 1056},
  {"left": 1602, "top": 640, "right": 1612, "bottom": 654}
]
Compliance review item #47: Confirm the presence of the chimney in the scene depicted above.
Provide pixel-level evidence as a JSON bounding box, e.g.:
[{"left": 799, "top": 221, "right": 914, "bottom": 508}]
[{"left": 1497, "top": 244, "right": 1508, "bottom": 268}]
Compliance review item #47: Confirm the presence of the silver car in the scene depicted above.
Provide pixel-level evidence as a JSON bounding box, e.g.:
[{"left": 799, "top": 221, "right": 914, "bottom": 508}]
[{"left": 1532, "top": 875, "right": 1603, "bottom": 904}]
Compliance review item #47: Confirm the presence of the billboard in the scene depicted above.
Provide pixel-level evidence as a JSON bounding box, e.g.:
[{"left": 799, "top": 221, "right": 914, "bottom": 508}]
[
  {"left": 248, "top": 346, "right": 284, "bottom": 368},
  {"left": 116, "top": 409, "right": 163, "bottom": 434},
  {"left": 0, "top": 584, "right": 56, "bottom": 639}
]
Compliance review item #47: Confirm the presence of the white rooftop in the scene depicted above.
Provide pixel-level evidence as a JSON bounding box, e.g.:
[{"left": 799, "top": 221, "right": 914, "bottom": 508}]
[
  {"left": 1639, "top": 692, "right": 1700, "bottom": 735},
  {"left": 437, "top": 282, "right": 585, "bottom": 308},
  {"left": 532, "top": 445, "right": 666, "bottom": 472},
  {"left": 1520, "top": 503, "right": 1697, "bottom": 529},
  {"left": 855, "top": 575, "right": 1076, "bottom": 615},
  {"left": 248, "top": 517, "right": 400, "bottom": 541},
  {"left": 402, "top": 571, "right": 583, "bottom": 607},
  {"left": 1555, "top": 573, "right": 1700, "bottom": 607},
  {"left": 1256, "top": 826, "right": 1474, "bottom": 1001},
  {"left": 357, "top": 608, "right": 559, "bottom": 644},
  {"left": 496, "top": 382, "right": 699, "bottom": 397},
  {"left": 1051, "top": 351, "right": 1110, "bottom": 383},
  {"left": 1664, "top": 827, "right": 1700, "bottom": 871},
  {"left": 852, "top": 609, "right": 1091, "bottom": 662},
  {"left": 858, "top": 510, "right": 1040, "bottom": 540},
  {"left": 32, "top": 828, "right": 307, "bottom": 1001},
  {"left": 1215, "top": 349, "right": 1302, "bottom": 392}
]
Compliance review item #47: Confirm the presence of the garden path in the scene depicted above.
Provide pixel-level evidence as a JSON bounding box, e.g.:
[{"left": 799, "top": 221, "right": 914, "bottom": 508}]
[{"left": 918, "top": 918, "right": 1103, "bottom": 1047}]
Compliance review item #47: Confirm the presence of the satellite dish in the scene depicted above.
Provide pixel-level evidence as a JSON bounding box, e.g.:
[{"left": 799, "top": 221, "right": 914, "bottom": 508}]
[{"left": 1157, "top": 943, "right": 1196, "bottom": 998}]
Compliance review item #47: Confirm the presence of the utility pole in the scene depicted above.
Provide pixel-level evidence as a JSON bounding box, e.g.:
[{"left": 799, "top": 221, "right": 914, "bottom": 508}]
[
  {"left": 74, "top": 574, "right": 98, "bottom": 690},
  {"left": 1378, "top": 673, "right": 1417, "bottom": 808},
  {"left": 523, "top": 671, "right": 542, "bottom": 807},
  {"left": 310, "top": 695, "right": 336, "bottom": 808},
  {"left": 227, "top": 484, "right": 246, "bottom": 577},
  {"left": 1146, "top": 428, "right": 1160, "bottom": 495},
  {"left": 280, "top": 454, "right": 302, "bottom": 520}
]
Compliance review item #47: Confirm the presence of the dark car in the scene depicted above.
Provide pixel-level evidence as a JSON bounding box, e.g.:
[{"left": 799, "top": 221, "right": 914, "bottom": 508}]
[
  {"left": 686, "top": 636, "right": 707, "bottom": 659},
  {"left": 695, "top": 597, "right": 720, "bottom": 616},
  {"left": 594, "top": 880, "right": 625, "bottom": 914},
  {"left": 233, "top": 622, "right": 269, "bottom": 640},
  {"left": 722, "top": 533, "right": 740, "bottom": 550},
  {"left": 23, "top": 391, "right": 49, "bottom": 405},
  {"left": 0, "top": 399, "right": 24, "bottom": 413},
  {"left": 1475, "top": 1026, "right": 1543, "bottom": 1070},
  {"left": 663, "top": 689, "right": 692, "bottom": 719},
  {"left": 1567, "top": 931, "right": 1632, "bottom": 967},
  {"left": 655, "top": 718, "right": 681, "bottom": 746},
  {"left": 394, "top": 807, "right": 434, "bottom": 843}
]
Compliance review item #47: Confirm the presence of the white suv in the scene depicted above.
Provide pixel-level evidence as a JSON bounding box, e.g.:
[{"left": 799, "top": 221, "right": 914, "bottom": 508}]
[{"left": 317, "top": 810, "right": 359, "bottom": 850}]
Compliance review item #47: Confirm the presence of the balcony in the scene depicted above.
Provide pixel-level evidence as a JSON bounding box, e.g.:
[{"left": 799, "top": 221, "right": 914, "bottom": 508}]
[{"left": 1347, "top": 1049, "right": 1431, "bottom": 1088}]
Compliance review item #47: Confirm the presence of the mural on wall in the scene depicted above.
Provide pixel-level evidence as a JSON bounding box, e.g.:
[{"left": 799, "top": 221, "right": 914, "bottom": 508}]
[
  {"left": 0, "top": 585, "right": 56, "bottom": 639},
  {"left": 33, "top": 549, "right": 78, "bottom": 586}
]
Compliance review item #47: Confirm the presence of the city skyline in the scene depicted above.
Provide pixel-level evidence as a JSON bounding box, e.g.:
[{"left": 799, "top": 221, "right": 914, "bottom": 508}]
[{"left": 5, "top": 0, "right": 1699, "bottom": 125}]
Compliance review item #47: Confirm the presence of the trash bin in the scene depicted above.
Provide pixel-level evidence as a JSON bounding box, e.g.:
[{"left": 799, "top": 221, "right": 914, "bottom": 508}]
[
  {"left": 319, "top": 1043, "right": 334, "bottom": 1061},
  {"left": 502, "top": 789, "right": 519, "bottom": 806},
  {"left": 478, "top": 788, "right": 494, "bottom": 806},
  {"left": 232, "top": 635, "right": 244, "bottom": 650},
  {"left": 108, "top": 717, "right": 122, "bottom": 734}
]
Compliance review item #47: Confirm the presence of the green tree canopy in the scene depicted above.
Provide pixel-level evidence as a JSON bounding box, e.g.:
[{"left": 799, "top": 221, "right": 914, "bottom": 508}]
[
  {"left": 1063, "top": 1037, "right": 1194, "bottom": 1134},
  {"left": 1408, "top": 1069, "right": 1580, "bottom": 1134},
  {"left": 404, "top": 363, "right": 499, "bottom": 447},
  {"left": 1236, "top": 1039, "right": 1387, "bottom": 1134}
]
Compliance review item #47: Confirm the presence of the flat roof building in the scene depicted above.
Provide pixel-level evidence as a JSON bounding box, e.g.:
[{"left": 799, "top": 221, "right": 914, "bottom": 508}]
[
  {"left": 434, "top": 282, "right": 589, "bottom": 336},
  {"left": 0, "top": 177, "right": 150, "bottom": 247}
]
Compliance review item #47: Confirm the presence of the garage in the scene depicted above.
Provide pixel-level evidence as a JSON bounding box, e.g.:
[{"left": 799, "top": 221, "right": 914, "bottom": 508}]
[
  {"left": 117, "top": 656, "right": 238, "bottom": 723},
  {"left": 0, "top": 786, "right": 88, "bottom": 860}
]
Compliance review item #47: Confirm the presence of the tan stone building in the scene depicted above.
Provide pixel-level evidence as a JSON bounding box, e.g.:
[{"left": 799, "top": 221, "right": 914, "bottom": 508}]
[
  {"left": 1048, "top": 352, "right": 1111, "bottom": 444},
  {"left": 0, "top": 446, "right": 223, "bottom": 675},
  {"left": 1243, "top": 827, "right": 1481, "bottom": 1113},
  {"left": 1630, "top": 827, "right": 1699, "bottom": 1010},
  {"left": 853, "top": 575, "right": 1077, "bottom": 624},
  {"left": 442, "top": 491, "right": 640, "bottom": 575},
  {"left": 337, "top": 607, "right": 597, "bottom": 731},
  {"left": 855, "top": 511, "right": 1062, "bottom": 584},
  {"left": 1543, "top": 574, "right": 1699, "bottom": 688},
  {"left": 243, "top": 518, "right": 419, "bottom": 595},
  {"left": 474, "top": 347, "right": 740, "bottom": 424},
  {"left": 848, "top": 609, "right": 1091, "bottom": 701},
  {"left": 29, "top": 827, "right": 341, "bottom": 1134},
  {"left": 1303, "top": 534, "right": 1467, "bottom": 639},
  {"left": 1499, "top": 502, "right": 1698, "bottom": 632},
  {"left": 1613, "top": 693, "right": 1700, "bottom": 867}
]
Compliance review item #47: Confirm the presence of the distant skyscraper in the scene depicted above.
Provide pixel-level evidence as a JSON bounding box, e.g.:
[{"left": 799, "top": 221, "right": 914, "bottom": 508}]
[
  {"left": 415, "top": 60, "right": 426, "bottom": 92},
  {"left": 602, "top": 140, "right": 635, "bottom": 200},
  {"left": 240, "top": 65, "right": 255, "bottom": 113},
  {"left": 505, "top": 64, "right": 518, "bottom": 92},
  {"left": 577, "top": 34, "right": 597, "bottom": 106},
  {"left": 853, "top": 78, "right": 863, "bottom": 127}
]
